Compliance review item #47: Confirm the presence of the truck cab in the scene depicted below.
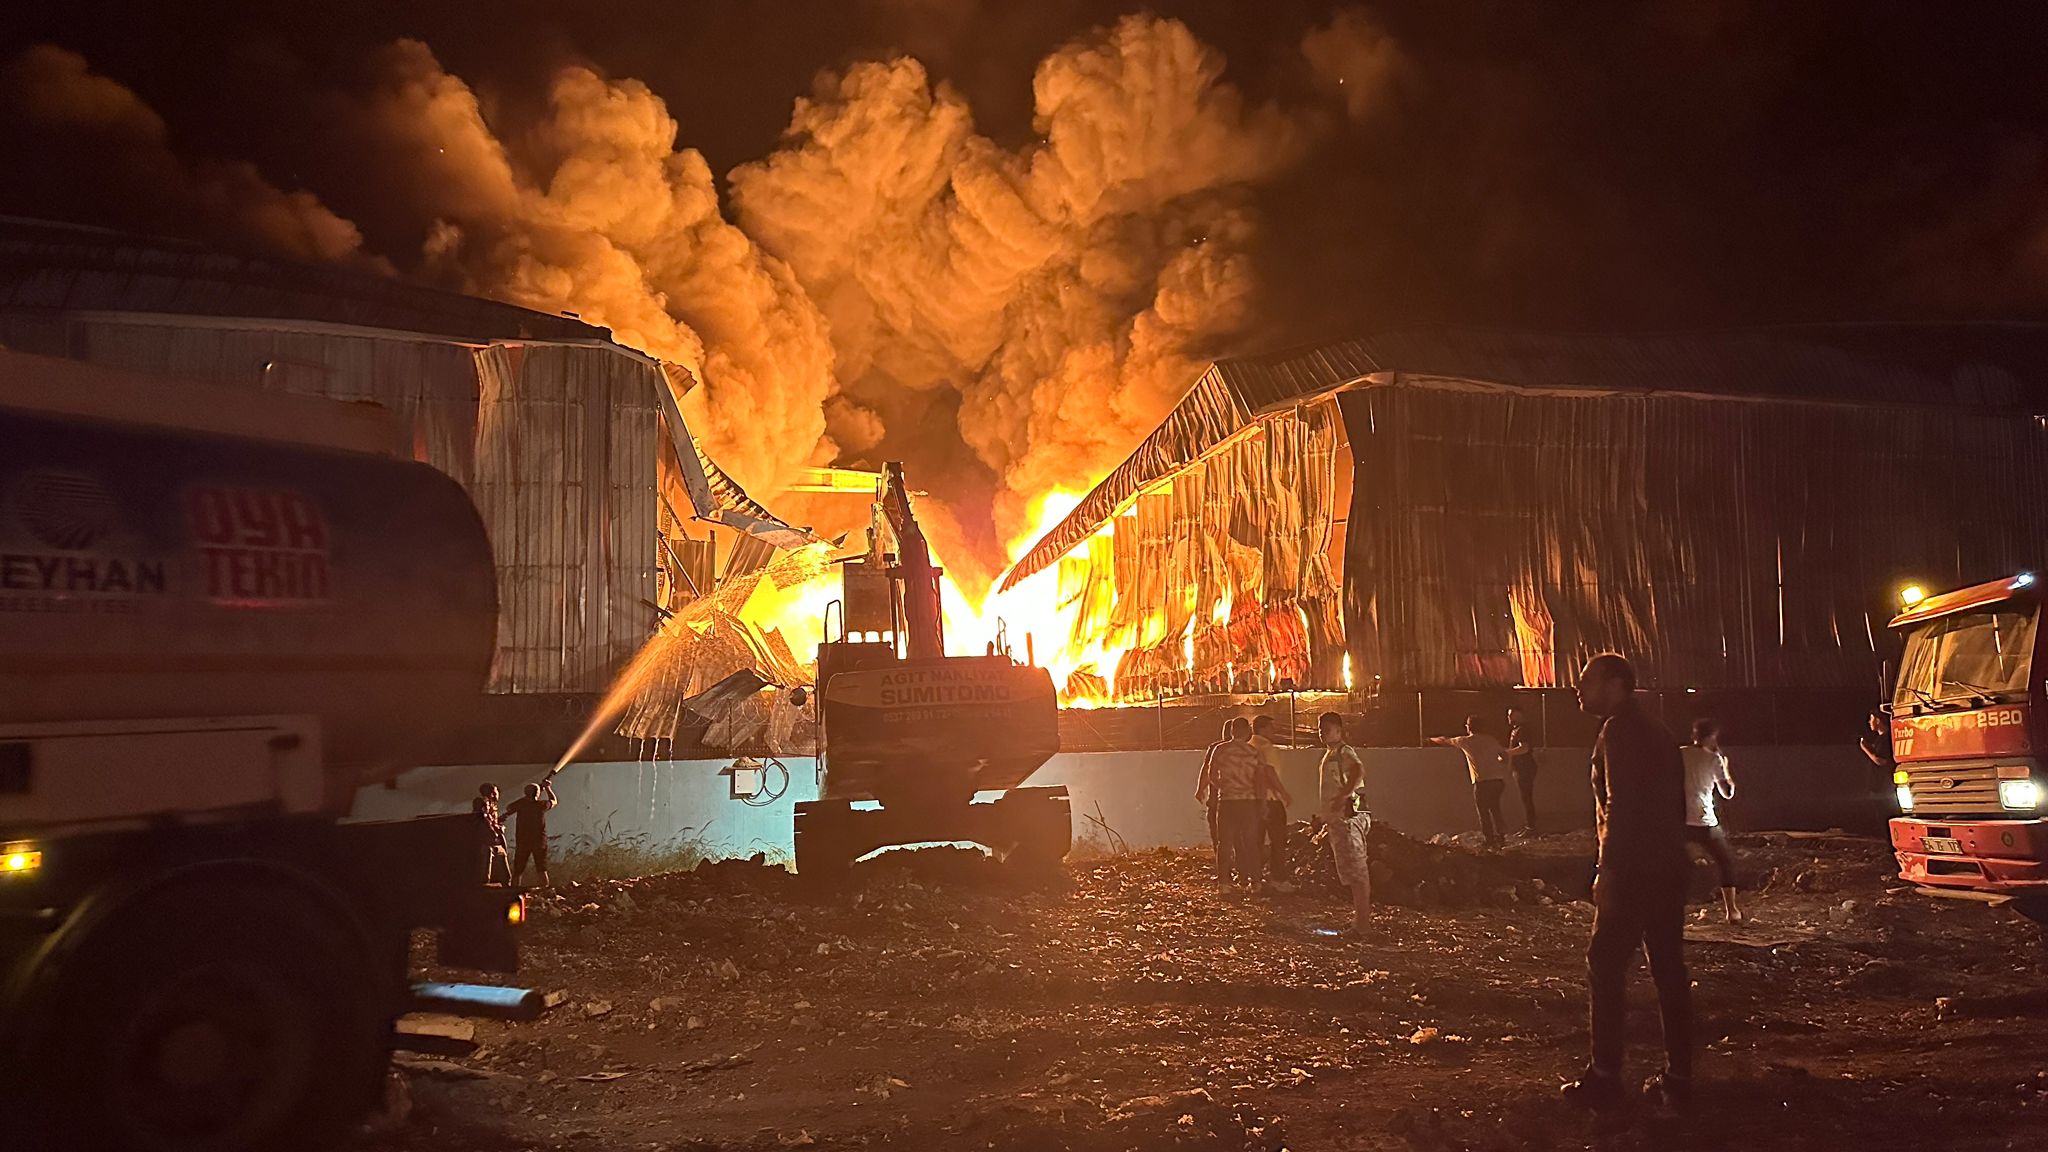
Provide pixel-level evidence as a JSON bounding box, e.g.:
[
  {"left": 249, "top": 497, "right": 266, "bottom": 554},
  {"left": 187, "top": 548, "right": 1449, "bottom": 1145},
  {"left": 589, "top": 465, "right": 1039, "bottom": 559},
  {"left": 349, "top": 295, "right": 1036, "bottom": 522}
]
[{"left": 1888, "top": 573, "right": 2048, "bottom": 904}]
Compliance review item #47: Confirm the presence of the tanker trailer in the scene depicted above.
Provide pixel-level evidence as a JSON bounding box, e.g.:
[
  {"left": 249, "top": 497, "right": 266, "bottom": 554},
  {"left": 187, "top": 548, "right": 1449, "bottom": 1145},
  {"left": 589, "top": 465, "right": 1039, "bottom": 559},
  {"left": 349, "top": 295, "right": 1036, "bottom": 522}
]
[
  {"left": 0, "top": 350, "right": 531, "bottom": 1151},
  {"left": 793, "top": 463, "right": 1069, "bottom": 880}
]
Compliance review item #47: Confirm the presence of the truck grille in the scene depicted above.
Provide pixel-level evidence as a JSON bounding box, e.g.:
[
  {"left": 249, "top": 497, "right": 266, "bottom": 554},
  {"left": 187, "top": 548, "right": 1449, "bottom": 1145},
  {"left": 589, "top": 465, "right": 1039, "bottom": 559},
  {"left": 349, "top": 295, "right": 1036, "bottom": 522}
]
[{"left": 1900, "top": 760, "right": 2017, "bottom": 814}]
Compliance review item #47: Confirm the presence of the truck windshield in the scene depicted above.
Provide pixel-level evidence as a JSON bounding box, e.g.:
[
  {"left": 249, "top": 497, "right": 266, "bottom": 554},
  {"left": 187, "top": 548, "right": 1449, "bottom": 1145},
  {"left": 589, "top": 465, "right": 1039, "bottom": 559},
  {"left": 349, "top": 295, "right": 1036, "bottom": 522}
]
[{"left": 1894, "top": 602, "right": 2038, "bottom": 711}]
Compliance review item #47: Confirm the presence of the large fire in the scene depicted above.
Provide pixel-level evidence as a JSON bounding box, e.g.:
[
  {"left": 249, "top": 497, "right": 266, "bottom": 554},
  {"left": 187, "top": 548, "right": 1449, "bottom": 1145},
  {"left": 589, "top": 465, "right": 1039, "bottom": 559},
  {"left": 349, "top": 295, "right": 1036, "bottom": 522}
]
[{"left": 727, "top": 487, "right": 1131, "bottom": 708}]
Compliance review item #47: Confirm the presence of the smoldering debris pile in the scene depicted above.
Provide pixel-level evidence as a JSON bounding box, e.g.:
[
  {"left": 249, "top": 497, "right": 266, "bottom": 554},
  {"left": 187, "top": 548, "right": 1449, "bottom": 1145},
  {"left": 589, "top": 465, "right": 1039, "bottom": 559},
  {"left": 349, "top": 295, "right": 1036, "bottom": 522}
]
[{"left": 1281, "top": 821, "right": 1578, "bottom": 909}]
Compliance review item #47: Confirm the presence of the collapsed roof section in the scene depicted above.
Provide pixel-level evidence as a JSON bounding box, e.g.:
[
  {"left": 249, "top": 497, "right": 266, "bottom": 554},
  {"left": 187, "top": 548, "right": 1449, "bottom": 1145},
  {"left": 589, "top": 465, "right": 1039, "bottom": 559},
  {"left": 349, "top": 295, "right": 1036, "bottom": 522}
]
[
  {"left": 651, "top": 360, "right": 820, "bottom": 551},
  {"left": 1005, "top": 323, "right": 2048, "bottom": 589}
]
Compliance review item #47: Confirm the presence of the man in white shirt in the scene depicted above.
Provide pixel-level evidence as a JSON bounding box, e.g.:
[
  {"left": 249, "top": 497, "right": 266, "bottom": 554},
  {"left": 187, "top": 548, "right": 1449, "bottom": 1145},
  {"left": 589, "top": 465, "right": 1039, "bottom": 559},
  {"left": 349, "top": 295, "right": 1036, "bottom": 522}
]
[
  {"left": 1682, "top": 718, "right": 1742, "bottom": 924},
  {"left": 1430, "top": 715, "right": 1510, "bottom": 849}
]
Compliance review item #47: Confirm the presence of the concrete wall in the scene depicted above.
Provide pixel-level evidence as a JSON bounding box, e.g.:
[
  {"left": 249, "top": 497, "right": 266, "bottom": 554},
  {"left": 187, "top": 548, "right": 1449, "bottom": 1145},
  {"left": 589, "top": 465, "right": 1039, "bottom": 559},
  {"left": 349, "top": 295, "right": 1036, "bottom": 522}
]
[{"left": 351, "top": 742, "right": 1880, "bottom": 863}]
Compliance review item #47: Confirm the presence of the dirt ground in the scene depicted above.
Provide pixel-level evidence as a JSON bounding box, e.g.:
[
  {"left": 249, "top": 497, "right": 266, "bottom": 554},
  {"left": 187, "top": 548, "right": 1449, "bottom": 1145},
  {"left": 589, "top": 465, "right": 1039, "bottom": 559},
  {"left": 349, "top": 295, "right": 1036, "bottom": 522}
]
[{"left": 363, "top": 830, "right": 2048, "bottom": 1152}]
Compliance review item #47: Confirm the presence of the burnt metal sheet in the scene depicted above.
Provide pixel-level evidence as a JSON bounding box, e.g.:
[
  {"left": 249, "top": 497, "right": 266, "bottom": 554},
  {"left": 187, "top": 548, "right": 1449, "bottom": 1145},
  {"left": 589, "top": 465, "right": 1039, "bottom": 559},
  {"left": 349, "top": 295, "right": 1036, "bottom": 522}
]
[
  {"left": 1005, "top": 324, "right": 2048, "bottom": 588},
  {"left": 1340, "top": 381, "right": 2048, "bottom": 690},
  {"left": 1004, "top": 362, "right": 1249, "bottom": 588}
]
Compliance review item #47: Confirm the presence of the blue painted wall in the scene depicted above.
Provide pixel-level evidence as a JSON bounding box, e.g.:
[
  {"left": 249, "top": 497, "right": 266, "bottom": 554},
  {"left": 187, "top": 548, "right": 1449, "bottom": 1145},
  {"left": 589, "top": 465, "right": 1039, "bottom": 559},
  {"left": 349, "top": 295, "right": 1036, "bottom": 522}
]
[{"left": 351, "top": 743, "right": 1877, "bottom": 863}]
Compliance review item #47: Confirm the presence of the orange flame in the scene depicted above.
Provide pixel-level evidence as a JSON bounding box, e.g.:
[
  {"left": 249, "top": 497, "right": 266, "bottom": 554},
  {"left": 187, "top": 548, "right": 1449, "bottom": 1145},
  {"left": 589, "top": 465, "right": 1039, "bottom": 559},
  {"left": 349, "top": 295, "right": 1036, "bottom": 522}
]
[{"left": 682, "top": 486, "right": 1142, "bottom": 708}]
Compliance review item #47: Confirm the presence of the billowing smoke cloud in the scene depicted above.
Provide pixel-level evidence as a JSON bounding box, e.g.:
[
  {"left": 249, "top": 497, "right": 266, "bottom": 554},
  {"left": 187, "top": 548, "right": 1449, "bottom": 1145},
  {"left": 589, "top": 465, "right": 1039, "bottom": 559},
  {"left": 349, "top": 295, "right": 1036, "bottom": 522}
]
[
  {"left": 730, "top": 15, "right": 1314, "bottom": 579},
  {"left": 2, "top": 16, "right": 1351, "bottom": 581},
  {"left": 0, "top": 46, "right": 376, "bottom": 267},
  {"left": 325, "top": 41, "right": 838, "bottom": 493},
  {"left": 1301, "top": 7, "right": 1410, "bottom": 122}
]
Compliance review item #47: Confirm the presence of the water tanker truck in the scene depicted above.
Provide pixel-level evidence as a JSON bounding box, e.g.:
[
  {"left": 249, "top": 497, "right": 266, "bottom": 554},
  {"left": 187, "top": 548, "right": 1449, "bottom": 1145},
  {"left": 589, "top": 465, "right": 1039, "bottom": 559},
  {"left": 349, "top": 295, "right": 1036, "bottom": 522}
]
[{"left": 0, "top": 350, "right": 529, "bottom": 1151}]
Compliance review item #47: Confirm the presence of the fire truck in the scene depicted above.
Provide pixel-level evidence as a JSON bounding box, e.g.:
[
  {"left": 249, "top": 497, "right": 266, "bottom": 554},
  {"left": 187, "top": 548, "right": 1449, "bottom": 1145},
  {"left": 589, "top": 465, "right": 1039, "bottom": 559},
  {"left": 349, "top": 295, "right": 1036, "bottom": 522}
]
[{"left": 1887, "top": 572, "right": 2048, "bottom": 916}]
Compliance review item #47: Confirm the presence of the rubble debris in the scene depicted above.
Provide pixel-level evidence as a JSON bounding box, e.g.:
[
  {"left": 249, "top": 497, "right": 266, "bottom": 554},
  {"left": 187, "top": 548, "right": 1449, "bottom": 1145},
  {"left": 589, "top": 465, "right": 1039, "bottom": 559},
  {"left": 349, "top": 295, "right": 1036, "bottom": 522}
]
[
  {"left": 395, "top": 1015, "right": 476, "bottom": 1045},
  {"left": 677, "top": 1053, "right": 753, "bottom": 1076},
  {"left": 1280, "top": 820, "right": 1574, "bottom": 908},
  {"left": 368, "top": 835, "right": 2048, "bottom": 1152}
]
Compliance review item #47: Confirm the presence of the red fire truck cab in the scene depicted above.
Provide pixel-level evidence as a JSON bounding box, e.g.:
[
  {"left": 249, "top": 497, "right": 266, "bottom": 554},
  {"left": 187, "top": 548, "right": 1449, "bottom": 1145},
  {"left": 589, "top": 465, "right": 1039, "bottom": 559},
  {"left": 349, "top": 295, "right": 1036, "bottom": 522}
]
[{"left": 1888, "top": 573, "right": 2048, "bottom": 911}]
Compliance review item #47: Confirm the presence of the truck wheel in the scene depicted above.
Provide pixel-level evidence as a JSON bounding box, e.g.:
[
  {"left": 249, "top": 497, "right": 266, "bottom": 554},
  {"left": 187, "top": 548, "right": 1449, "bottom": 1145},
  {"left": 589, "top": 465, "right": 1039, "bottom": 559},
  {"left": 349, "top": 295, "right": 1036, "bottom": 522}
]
[
  {"left": 2013, "top": 895, "right": 2048, "bottom": 926},
  {"left": 794, "top": 800, "right": 855, "bottom": 887},
  {"left": 25, "top": 877, "right": 388, "bottom": 1152},
  {"left": 1001, "top": 788, "right": 1073, "bottom": 874}
]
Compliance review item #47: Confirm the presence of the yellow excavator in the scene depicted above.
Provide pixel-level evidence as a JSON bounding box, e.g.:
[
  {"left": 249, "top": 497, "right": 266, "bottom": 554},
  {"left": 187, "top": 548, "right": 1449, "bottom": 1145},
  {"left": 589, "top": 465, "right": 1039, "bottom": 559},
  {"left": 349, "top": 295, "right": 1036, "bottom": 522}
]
[{"left": 793, "top": 463, "right": 1069, "bottom": 879}]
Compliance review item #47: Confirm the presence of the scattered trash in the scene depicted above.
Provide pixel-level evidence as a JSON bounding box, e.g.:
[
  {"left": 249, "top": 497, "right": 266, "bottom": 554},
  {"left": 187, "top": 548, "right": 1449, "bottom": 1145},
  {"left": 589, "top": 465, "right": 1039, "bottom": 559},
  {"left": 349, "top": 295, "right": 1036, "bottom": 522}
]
[{"left": 677, "top": 1054, "right": 753, "bottom": 1076}]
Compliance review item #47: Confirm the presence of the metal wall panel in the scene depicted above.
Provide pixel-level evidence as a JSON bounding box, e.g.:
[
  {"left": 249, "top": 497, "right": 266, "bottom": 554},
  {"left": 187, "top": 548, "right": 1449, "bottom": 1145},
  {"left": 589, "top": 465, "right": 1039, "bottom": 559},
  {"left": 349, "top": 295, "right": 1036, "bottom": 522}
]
[
  {"left": 1340, "top": 380, "right": 2048, "bottom": 691},
  {"left": 1007, "top": 325, "right": 2048, "bottom": 590}
]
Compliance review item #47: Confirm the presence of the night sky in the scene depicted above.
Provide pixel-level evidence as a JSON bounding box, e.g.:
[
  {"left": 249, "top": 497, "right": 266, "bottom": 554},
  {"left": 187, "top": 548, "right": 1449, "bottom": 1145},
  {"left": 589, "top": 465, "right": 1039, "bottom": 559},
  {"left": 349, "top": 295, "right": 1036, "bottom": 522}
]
[{"left": 5, "top": 1, "right": 2045, "bottom": 342}]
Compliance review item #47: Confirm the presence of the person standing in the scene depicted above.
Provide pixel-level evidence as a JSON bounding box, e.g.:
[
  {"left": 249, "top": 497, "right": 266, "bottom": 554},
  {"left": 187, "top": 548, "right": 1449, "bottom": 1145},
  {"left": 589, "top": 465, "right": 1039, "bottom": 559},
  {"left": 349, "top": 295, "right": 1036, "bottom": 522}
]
[
  {"left": 1682, "top": 719, "right": 1742, "bottom": 924},
  {"left": 1250, "top": 715, "right": 1296, "bottom": 888},
  {"left": 1507, "top": 705, "right": 1542, "bottom": 836},
  {"left": 504, "top": 780, "right": 560, "bottom": 888},
  {"left": 1318, "top": 711, "right": 1372, "bottom": 932},
  {"left": 1198, "top": 717, "right": 1273, "bottom": 891},
  {"left": 1859, "top": 708, "right": 1898, "bottom": 831},
  {"left": 1195, "top": 720, "right": 1235, "bottom": 881},
  {"left": 473, "top": 782, "right": 510, "bottom": 885},
  {"left": 1430, "top": 716, "right": 1510, "bottom": 849},
  {"left": 1562, "top": 654, "right": 1692, "bottom": 1111}
]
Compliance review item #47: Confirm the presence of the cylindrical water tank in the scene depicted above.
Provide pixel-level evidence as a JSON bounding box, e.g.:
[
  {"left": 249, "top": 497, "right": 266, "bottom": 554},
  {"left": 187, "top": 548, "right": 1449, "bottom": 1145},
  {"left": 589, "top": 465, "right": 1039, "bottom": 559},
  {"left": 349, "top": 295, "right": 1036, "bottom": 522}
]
[{"left": 0, "top": 402, "right": 498, "bottom": 794}]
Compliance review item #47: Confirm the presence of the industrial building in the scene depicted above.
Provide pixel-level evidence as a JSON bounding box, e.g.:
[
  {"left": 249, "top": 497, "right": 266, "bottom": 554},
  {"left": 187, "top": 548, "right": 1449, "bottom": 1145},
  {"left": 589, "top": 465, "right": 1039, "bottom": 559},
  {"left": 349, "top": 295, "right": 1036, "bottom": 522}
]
[
  {"left": 0, "top": 217, "right": 806, "bottom": 758},
  {"left": 1007, "top": 325, "right": 2048, "bottom": 744}
]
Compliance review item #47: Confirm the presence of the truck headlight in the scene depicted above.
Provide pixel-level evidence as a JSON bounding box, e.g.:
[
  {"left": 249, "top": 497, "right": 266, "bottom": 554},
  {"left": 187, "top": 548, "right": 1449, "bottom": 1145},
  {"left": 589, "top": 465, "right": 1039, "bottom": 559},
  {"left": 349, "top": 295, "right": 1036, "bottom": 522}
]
[
  {"left": 1896, "top": 784, "right": 1915, "bottom": 812},
  {"left": 1999, "top": 779, "right": 2041, "bottom": 811},
  {"left": 1, "top": 842, "right": 41, "bottom": 874}
]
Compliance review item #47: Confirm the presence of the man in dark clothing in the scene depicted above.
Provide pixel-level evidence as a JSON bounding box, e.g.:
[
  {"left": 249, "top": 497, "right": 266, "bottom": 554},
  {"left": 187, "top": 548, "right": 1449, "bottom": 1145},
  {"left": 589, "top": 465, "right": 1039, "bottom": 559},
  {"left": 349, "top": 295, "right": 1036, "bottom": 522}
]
[
  {"left": 1562, "top": 653, "right": 1693, "bottom": 1111},
  {"left": 473, "top": 782, "right": 510, "bottom": 885},
  {"left": 1507, "top": 706, "right": 1541, "bottom": 834},
  {"left": 1250, "top": 716, "right": 1293, "bottom": 881},
  {"left": 504, "top": 780, "right": 559, "bottom": 888},
  {"left": 1859, "top": 709, "right": 1899, "bottom": 830}
]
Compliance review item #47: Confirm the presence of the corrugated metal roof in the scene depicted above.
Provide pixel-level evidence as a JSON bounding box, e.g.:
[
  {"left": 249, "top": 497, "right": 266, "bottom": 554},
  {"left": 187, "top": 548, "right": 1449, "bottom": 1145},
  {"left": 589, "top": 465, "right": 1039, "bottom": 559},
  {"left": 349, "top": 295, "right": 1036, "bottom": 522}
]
[
  {"left": 1002, "top": 323, "right": 2048, "bottom": 588},
  {"left": 0, "top": 215, "right": 607, "bottom": 344}
]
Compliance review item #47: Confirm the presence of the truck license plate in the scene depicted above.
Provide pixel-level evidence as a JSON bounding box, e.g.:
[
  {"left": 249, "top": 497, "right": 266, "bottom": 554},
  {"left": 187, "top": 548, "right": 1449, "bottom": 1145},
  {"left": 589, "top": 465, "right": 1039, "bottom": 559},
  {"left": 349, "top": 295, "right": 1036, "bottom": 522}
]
[{"left": 1923, "top": 836, "right": 1963, "bottom": 856}]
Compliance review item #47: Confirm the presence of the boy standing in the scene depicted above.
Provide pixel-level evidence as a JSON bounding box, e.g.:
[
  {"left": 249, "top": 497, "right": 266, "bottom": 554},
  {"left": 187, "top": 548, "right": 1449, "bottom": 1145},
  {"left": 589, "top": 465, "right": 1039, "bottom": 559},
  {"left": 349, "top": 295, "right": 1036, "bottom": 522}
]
[
  {"left": 1682, "top": 719, "right": 1741, "bottom": 924},
  {"left": 1430, "top": 716, "right": 1511, "bottom": 849}
]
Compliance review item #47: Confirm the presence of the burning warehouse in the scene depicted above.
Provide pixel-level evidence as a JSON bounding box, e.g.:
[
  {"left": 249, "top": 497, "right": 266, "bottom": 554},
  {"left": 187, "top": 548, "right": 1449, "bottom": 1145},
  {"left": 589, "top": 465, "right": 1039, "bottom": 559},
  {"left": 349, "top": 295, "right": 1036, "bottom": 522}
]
[
  {"left": 0, "top": 217, "right": 816, "bottom": 758},
  {"left": 1004, "top": 325, "right": 2048, "bottom": 737}
]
